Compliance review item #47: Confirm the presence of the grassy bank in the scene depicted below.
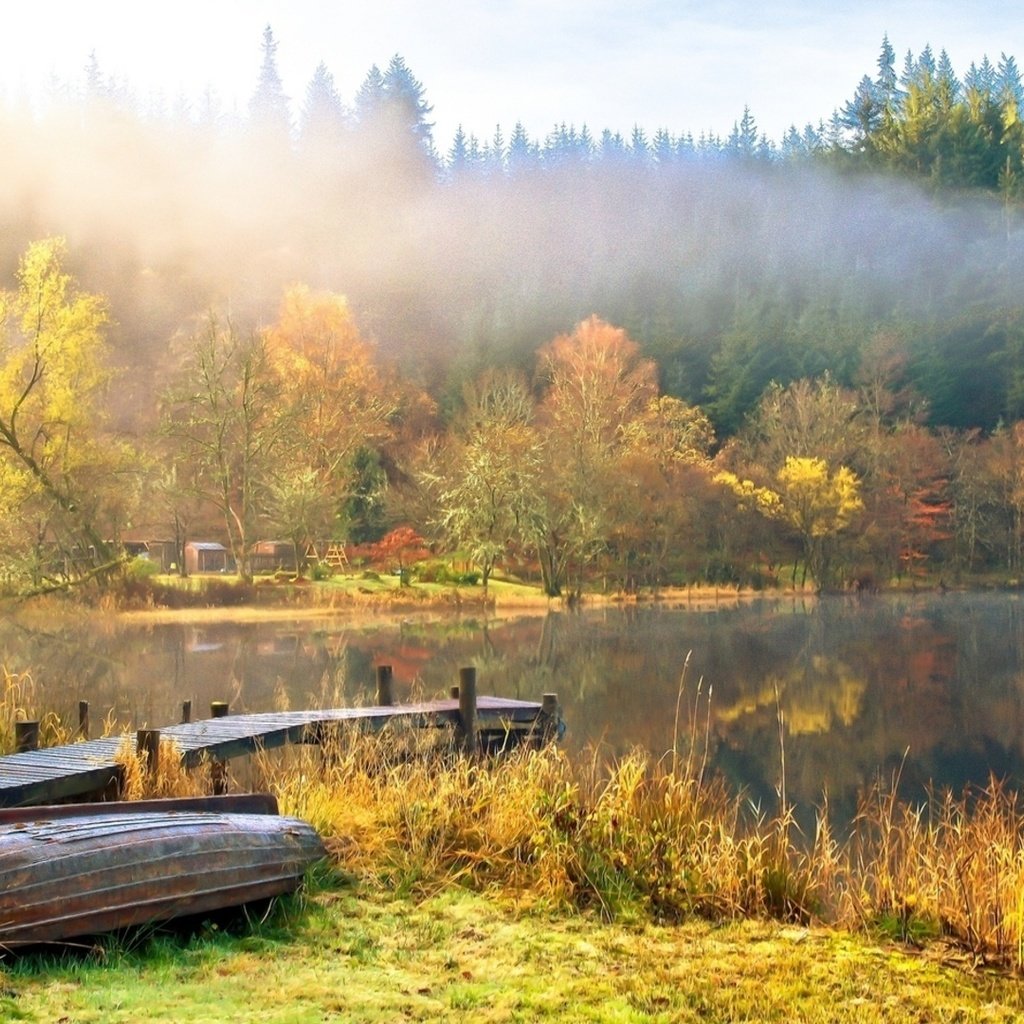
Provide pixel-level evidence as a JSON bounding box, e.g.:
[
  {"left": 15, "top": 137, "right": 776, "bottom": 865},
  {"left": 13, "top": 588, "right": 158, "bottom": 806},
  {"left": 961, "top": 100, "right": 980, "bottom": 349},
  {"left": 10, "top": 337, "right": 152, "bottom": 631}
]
[
  {"left": 4, "top": 884, "right": 1022, "bottom": 1023},
  {"left": 6, "top": 698, "right": 1024, "bottom": 1018}
]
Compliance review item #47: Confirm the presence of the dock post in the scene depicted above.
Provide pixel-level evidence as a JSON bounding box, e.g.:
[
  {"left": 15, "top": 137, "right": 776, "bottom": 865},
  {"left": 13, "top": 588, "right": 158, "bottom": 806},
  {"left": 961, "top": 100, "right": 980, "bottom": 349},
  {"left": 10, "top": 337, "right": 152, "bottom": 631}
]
[
  {"left": 78, "top": 701, "right": 90, "bottom": 740},
  {"left": 137, "top": 729, "right": 160, "bottom": 777},
  {"left": 376, "top": 665, "right": 394, "bottom": 706},
  {"left": 181, "top": 700, "right": 192, "bottom": 724},
  {"left": 539, "top": 693, "right": 561, "bottom": 745},
  {"left": 15, "top": 720, "right": 39, "bottom": 753},
  {"left": 457, "top": 666, "right": 477, "bottom": 755},
  {"left": 209, "top": 700, "right": 228, "bottom": 795}
]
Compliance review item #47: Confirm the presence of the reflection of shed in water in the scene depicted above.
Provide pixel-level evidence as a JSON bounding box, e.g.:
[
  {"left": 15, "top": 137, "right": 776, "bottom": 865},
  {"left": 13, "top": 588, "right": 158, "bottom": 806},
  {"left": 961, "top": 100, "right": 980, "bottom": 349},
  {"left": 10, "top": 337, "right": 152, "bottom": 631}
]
[
  {"left": 186, "top": 629, "right": 224, "bottom": 654},
  {"left": 184, "top": 542, "right": 229, "bottom": 575},
  {"left": 256, "top": 635, "right": 300, "bottom": 656}
]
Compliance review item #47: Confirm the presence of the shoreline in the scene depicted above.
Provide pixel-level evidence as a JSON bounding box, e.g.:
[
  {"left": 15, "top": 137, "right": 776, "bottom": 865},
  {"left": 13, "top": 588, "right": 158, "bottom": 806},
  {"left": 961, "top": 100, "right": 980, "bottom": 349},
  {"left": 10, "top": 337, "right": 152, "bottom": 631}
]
[{"left": 111, "top": 582, "right": 801, "bottom": 626}]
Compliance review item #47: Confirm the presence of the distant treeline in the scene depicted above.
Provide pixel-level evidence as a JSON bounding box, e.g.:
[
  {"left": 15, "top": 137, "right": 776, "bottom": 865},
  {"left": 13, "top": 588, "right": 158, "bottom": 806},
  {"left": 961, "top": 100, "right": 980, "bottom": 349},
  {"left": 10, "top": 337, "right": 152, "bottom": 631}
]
[{"left": 1, "top": 31, "right": 1024, "bottom": 594}]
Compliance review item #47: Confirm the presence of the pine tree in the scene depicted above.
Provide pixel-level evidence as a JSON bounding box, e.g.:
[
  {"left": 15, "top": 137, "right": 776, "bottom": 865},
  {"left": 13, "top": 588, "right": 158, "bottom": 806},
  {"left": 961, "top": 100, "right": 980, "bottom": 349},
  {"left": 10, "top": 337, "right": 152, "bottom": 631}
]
[
  {"left": 300, "top": 62, "right": 347, "bottom": 148},
  {"left": 354, "top": 64, "right": 386, "bottom": 126},
  {"left": 600, "top": 128, "right": 627, "bottom": 163},
  {"left": 447, "top": 124, "right": 470, "bottom": 177},
  {"left": 382, "top": 54, "right": 434, "bottom": 150},
  {"left": 935, "top": 49, "right": 961, "bottom": 110},
  {"left": 876, "top": 33, "right": 898, "bottom": 106},
  {"left": 507, "top": 121, "right": 535, "bottom": 175},
  {"left": 249, "top": 25, "right": 291, "bottom": 138},
  {"left": 917, "top": 45, "right": 937, "bottom": 79},
  {"left": 630, "top": 124, "right": 650, "bottom": 163},
  {"left": 780, "top": 125, "right": 804, "bottom": 159},
  {"left": 840, "top": 75, "right": 883, "bottom": 146},
  {"left": 727, "top": 106, "right": 759, "bottom": 159},
  {"left": 998, "top": 53, "right": 1024, "bottom": 110},
  {"left": 653, "top": 128, "right": 674, "bottom": 166},
  {"left": 900, "top": 49, "right": 918, "bottom": 90},
  {"left": 489, "top": 124, "right": 506, "bottom": 174}
]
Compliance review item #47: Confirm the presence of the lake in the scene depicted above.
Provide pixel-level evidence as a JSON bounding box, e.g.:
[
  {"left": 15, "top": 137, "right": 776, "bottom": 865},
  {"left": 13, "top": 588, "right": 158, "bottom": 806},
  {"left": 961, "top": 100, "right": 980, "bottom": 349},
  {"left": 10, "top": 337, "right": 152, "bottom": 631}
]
[{"left": 6, "top": 591, "right": 1024, "bottom": 830}]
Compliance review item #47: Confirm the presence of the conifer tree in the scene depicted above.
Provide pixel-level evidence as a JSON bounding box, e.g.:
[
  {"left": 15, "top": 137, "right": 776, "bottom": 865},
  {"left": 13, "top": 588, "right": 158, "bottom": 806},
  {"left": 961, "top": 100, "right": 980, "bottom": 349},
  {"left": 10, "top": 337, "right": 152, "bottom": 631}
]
[
  {"left": 354, "top": 64, "right": 386, "bottom": 125},
  {"left": 249, "top": 24, "right": 291, "bottom": 138},
  {"left": 507, "top": 121, "right": 535, "bottom": 175},
  {"left": 300, "top": 61, "right": 347, "bottom": 148},
  {"left": 875, "top": 34, "right": 899, "bottom": 109},
  {"left": 382, "top": 54, "right": 434, "bottom": 150},
  {"left": 447, "top": 124, "right": 470, "bottom": 177},
  {"left": 998, "top": 53, "right": 1024, "bottom": 110}
]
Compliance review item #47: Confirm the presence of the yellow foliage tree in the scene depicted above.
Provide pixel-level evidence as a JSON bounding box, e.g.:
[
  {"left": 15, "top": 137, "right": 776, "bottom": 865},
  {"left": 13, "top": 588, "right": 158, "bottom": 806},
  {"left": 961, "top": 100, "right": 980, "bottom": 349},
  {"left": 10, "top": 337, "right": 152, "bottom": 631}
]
[
  {"left": 775, "top": 456, "right": 863, "bottom": 587},
  {"left": 716, "top": 456, "right": 862, "bottom": 588},
  {"left": 0, "top": 238, "right": 130, "bottom": 587}
]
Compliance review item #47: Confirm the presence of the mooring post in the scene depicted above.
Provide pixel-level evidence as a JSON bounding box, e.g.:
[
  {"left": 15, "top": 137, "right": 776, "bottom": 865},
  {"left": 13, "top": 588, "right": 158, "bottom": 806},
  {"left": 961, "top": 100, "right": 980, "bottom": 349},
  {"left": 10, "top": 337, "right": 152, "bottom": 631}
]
[
  {"left": 376, "top": 664, "right": 395, "bottom": 706},
  {"left": 181, "top": 700, "right": 192, "bottom": 724},
  {"left": 136, "top": 728, "right": 160, "bottom": 777},
  {"left": 539, "top": 692, "right": 561, "bottom": 744},
  {"left": 458, "top": 666, "right": 477, "bottom": 755},
  {"left": 15, "top": 720, "right": 39, "bottom": 753},
  {"left": 78, "top": 700, "right": 90, "bottom": 740},
  {"left": 210, "top": 700, "right": 228, "bottom": 795}
]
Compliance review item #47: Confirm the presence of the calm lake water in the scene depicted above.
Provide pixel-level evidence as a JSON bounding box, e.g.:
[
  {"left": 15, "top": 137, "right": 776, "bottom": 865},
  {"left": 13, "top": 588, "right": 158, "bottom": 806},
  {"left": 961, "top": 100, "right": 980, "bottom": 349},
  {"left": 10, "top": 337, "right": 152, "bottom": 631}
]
[{"left": 7, "top": 591, "right": 1024, "bottom": 829}]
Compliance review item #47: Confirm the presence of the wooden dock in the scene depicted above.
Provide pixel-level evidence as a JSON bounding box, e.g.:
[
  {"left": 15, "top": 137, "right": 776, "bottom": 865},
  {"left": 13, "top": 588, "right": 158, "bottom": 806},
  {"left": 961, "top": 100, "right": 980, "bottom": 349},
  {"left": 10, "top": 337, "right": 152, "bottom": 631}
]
[{"left": 0, "top": 690, "right": 559, "bottom": 808}]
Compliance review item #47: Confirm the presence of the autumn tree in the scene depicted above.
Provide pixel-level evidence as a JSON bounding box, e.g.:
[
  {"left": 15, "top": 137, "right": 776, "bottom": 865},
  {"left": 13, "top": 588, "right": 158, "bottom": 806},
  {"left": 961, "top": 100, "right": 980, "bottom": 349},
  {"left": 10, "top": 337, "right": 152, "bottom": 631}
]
[
  {"left": 716, "top": 456, "right": 862, "bottom": 588},
  {"left": 163, "top": 316, "right": 282, "bottom": 583},
  {"left": 605, "top": 395, "right": 717, "bottom": 587},
  {"left": 435, "top": 369, "right": 543, "bottom": 590},
  {"left": 735, "top": 373, "right": 868, "bottom": 473},
  {"left": 368, "top": 526, "right": 429, "bottom": 585},
  {"left": 533, "top": 316, "right": 658, "bottom": 596},
  {"left": 0, "top": 238, "right": 132, "bottom": 589},
  {"left": 980, "top": 421, "right": 1024, "bottom": 571},
  {"left": 774, "top": 456, "right": 864, "bottom": 587},
  {"left": 263, "top": 285, "right": 405, "bottom": 556}
]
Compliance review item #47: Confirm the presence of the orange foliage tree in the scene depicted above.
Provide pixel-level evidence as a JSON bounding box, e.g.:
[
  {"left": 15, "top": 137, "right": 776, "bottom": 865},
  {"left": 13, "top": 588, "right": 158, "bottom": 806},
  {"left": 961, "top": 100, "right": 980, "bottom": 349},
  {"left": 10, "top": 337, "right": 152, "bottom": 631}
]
[
  {"left": 262, "top": 285, "right": 429, "bottom": 561},
  {"left": 534, "top": 316, "right": 659, "bottom": 596},
  {"left": 368, "top": 526, "right": 430, "bottom": 585}
]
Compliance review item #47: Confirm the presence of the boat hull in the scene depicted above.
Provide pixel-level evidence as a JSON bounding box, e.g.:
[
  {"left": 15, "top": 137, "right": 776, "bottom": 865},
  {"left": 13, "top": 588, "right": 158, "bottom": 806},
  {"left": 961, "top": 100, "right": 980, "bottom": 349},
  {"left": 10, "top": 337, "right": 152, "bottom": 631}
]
[{"left": 0, "top": 796, "right": 325, "bottom": 946}]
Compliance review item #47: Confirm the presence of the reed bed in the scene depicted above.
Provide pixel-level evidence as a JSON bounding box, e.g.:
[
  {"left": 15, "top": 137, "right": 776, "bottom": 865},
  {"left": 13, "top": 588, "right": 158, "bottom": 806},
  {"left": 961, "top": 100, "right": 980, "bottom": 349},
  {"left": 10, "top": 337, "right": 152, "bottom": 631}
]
[
  {"left": 0, "top": 666, "right": 75, "bottom": 750},
  {"left": 251, "top": 727, "right": 1024, "bottom": 972},
  {"left": 4, "top": 672, "right": 1024, "bottom": 971}
]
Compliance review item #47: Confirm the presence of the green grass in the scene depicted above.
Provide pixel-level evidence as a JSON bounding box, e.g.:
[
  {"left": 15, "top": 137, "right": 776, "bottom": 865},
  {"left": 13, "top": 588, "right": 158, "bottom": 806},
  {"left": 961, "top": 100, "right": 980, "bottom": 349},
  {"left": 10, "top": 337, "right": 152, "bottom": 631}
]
[{"left": 3, "top": 885, "right": 1022, "bottom": 1023}]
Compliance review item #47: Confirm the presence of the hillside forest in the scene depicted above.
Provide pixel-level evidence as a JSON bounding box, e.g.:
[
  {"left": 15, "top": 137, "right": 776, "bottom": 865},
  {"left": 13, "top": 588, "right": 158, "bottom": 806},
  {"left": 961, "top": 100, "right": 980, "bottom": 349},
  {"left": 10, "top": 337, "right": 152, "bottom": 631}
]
[{"left": 3, "top": 30, "right": 1024, "bottom": 596}]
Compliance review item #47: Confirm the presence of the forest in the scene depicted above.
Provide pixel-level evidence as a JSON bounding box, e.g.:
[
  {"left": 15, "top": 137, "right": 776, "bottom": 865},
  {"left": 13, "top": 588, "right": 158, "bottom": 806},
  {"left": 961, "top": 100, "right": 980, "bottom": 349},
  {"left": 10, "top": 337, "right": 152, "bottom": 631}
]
[{"left": 2, "top": 29, "right": 1024, "bottom": 596}]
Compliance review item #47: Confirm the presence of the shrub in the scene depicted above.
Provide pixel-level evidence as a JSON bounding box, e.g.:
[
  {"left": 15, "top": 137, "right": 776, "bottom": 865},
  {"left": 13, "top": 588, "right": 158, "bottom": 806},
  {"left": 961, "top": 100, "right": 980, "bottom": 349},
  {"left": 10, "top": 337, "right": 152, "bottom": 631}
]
[{"left": 126, "top": 555, "right": 160, "bottom": 580}]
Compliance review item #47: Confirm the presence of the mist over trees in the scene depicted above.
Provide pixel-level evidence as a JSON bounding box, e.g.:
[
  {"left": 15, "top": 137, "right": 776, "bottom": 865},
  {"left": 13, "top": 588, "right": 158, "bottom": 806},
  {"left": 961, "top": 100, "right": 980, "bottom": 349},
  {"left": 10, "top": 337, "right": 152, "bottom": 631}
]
[{"left": 2, "top": 28, "right": 1024, "bottom": 593}]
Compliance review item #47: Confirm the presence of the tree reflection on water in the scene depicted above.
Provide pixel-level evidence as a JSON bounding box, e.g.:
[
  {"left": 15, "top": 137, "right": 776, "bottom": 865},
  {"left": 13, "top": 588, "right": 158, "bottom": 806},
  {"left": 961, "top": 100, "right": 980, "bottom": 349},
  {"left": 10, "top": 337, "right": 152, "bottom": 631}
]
[{"left": 4, "top": 592, "right": 1024, "bottom": 831}]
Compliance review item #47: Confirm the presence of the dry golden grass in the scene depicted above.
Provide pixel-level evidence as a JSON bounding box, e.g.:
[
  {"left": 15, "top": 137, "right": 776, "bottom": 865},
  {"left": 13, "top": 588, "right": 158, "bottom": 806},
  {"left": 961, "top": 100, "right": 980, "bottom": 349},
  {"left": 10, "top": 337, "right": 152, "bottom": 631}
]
[
  {"left": 114, "top": 735, "right": 215, "bottom": 799},
  {"left": 249, "top": 727, "right": 1024, "bottom": 972},
  {"left": 4, "top": 661, "right": 1024, "bottom": 973},
  {"left": 0, "top": 665, "right": 75, "bottom": 750}
]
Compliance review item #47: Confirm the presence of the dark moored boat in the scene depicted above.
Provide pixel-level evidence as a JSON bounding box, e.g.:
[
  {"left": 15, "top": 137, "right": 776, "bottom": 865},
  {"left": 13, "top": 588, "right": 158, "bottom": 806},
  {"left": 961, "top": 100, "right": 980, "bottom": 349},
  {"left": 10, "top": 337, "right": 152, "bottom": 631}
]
[{"left": 0, "top": 794, "right": 325, "bottom": 946}]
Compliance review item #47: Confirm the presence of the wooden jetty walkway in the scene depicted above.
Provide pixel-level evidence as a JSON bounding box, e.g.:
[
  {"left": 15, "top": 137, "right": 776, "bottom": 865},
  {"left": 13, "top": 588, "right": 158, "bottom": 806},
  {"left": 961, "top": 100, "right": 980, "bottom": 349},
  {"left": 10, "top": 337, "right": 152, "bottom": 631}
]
[{"left": 0, "top": 668, "right": 559, "bottom": 808}]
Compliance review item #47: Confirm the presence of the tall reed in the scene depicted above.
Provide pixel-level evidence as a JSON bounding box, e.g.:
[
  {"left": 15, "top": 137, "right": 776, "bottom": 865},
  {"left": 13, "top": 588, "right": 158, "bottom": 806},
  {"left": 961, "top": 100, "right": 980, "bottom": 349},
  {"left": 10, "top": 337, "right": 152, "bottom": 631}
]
[{"left": 255, "top": 724, "right": 1024, "bottom": 971}]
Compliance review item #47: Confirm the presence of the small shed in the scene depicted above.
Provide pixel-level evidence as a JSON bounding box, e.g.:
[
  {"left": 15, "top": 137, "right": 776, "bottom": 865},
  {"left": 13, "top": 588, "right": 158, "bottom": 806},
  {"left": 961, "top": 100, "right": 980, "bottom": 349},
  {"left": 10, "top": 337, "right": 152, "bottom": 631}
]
[
  {"left": 251, "top": 541, "right": 297, "bottom": 574},
  {"left": 184, "top": 542, "right": 229, "bottom": 575}
]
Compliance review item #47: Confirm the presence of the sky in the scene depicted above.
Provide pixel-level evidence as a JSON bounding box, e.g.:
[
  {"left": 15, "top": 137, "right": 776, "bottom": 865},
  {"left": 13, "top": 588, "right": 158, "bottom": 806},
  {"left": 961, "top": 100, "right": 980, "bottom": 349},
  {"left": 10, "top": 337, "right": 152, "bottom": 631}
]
[{"left": 0, "top": 1, "right": 1021, "bottom": 149}]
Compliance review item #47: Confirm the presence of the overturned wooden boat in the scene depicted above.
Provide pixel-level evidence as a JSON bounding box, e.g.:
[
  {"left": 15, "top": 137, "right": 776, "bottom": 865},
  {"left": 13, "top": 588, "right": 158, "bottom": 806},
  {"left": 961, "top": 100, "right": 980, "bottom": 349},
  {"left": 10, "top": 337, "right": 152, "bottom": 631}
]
[{"left": 0, "top": 793, "right": 325, "bottom": 946}]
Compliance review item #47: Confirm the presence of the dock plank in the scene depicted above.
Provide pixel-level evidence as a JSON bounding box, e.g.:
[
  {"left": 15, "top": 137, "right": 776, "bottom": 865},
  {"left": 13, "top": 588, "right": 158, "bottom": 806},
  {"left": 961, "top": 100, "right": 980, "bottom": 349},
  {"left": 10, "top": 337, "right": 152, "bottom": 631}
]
[{"left": 0, "top": 696, "right": 552, "bottom": 807}]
